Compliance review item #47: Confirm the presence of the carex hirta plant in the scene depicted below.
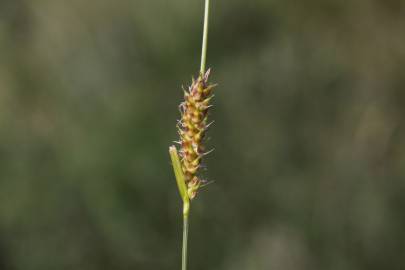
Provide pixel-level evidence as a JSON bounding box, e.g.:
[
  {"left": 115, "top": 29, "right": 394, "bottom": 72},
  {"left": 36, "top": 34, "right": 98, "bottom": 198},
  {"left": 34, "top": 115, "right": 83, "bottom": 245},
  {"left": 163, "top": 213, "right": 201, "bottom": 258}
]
[{"left": 168, "top": 1, "right": 215, "bottom": 270}]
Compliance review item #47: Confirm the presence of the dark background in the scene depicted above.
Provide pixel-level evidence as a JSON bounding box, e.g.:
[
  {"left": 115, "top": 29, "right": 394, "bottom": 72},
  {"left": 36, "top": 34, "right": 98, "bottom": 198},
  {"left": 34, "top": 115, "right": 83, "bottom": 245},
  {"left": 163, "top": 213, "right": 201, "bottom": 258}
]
[{"left": 1, "top": 0, "right": 404, "bottom": 269}]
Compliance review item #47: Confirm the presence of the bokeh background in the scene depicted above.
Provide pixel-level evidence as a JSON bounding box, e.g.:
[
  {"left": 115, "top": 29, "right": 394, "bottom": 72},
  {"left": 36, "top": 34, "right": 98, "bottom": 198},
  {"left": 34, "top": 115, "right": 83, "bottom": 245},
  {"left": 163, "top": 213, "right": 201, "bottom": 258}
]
[{"left": 1, "top": 0, "right": 405, "bottom": 269}]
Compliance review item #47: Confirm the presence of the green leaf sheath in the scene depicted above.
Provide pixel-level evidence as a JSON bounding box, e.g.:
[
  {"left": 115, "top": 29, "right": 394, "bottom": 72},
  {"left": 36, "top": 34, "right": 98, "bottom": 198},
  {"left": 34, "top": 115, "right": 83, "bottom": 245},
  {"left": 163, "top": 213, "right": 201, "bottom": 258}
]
[{"left": 169, "top": 146, "right": 189, "bottom": 205}]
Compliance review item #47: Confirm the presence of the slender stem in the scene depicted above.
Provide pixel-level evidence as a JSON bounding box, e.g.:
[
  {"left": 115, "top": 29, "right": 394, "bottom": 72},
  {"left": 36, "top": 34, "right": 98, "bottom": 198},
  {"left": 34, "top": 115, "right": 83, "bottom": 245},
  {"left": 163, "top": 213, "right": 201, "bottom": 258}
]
[
  {"left": 182, "top": 204, "right": 190, "bottom": 270},
  {"left": 200, "top": 0, "right": 210, "bottom": 74}
]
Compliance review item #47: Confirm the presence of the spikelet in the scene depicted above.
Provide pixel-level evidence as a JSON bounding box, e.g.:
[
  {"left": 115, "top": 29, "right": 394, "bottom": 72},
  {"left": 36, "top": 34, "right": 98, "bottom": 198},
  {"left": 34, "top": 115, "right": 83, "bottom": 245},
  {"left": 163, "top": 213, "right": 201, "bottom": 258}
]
[{"left": 177, "top": 69, "right": 215, "bottom": 199}]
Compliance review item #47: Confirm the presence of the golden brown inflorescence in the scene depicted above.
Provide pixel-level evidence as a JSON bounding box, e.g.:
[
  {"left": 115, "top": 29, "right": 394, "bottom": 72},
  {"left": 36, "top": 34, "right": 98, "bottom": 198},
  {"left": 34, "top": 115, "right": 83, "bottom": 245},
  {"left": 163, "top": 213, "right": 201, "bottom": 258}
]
[{"left": 177, "top": 69, "right": 215, "bottom": 200}]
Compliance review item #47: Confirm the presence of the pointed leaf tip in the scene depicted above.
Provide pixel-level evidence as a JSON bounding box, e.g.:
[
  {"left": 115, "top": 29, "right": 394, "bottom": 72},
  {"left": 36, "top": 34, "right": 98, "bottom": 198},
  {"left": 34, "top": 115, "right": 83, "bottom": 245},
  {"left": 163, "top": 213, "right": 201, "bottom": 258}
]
[{"left": 169, "top": 146, "right": 189, "bottom": 204}]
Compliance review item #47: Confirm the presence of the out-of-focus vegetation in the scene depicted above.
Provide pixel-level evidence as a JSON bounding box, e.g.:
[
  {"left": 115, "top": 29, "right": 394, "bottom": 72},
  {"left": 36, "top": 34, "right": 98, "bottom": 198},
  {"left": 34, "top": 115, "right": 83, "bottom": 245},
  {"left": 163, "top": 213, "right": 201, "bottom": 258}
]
[{"left": 0, "top": 0, "right": 404, "bottom": 269}]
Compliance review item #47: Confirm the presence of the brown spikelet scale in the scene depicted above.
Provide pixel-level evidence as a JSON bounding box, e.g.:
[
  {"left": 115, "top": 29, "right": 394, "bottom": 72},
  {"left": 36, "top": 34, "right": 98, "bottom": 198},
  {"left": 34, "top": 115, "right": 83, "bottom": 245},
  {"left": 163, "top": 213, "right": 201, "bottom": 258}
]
[{"left": 177, "top": 69, "right": 215, "bottom": 199}]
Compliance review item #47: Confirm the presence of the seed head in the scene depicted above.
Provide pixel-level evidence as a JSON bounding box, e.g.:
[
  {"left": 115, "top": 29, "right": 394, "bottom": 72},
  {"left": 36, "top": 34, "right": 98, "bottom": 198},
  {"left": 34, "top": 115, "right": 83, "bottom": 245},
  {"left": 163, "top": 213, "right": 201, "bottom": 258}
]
[{"left": 177, "top": 69, "right": 215, "bottom": 199}]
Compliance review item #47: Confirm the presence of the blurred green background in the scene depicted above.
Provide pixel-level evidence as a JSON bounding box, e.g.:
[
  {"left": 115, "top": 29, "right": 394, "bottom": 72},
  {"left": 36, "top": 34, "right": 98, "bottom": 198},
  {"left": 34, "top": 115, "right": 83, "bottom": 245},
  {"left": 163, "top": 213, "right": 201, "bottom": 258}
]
[{"left": 1, "top": 0, "right": 405, "bottom": 269}]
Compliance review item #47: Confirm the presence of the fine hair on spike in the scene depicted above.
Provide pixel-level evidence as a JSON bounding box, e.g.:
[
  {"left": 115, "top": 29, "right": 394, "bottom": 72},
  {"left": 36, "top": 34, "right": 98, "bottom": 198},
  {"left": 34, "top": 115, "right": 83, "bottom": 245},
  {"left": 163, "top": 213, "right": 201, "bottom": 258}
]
[{"left": 176, "top": 71, "right": 216, "bottom": 199}]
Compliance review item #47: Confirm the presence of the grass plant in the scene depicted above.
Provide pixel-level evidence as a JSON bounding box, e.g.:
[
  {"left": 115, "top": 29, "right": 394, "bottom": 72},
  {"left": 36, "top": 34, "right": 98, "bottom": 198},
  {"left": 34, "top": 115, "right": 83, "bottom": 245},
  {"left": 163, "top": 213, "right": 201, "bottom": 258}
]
[{"left": 169, "top": 1, "right": 215, "bottom": 269}]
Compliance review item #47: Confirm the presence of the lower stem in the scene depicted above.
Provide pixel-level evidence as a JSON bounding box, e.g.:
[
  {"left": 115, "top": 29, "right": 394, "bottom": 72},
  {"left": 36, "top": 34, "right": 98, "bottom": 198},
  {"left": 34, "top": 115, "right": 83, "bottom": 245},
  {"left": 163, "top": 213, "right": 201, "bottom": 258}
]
[{"left": 182, "top": 208, "right": 189, "bottom": 270}]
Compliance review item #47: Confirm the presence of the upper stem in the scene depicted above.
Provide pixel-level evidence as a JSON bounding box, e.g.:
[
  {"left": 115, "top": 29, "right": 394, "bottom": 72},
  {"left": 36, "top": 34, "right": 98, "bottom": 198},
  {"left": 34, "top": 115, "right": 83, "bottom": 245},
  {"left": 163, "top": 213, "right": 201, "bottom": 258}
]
[{"left": 200, "top": 0, "right": 210, "bottom": 74}]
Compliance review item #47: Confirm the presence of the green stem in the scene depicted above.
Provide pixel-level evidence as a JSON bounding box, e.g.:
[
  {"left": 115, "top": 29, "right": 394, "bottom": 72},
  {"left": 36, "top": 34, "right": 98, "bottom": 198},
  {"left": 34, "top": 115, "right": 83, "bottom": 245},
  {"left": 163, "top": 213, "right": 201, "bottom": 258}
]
[
  {"left": 182, "top": 204, "right": 190, "bottom": 270},
  {"left": 200, "top": 0, "right": 210, "bottom": 74}
]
